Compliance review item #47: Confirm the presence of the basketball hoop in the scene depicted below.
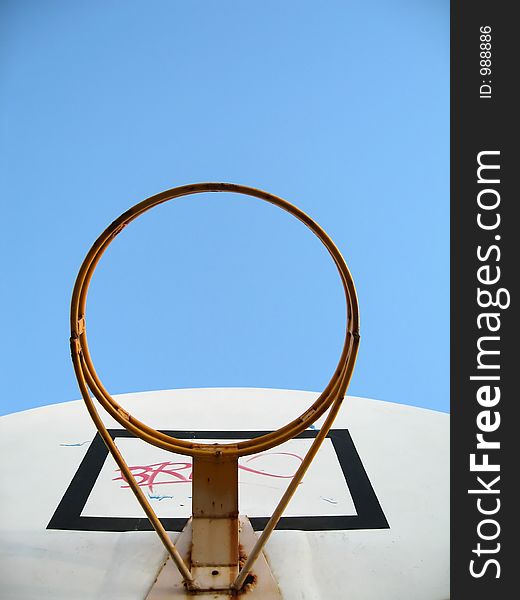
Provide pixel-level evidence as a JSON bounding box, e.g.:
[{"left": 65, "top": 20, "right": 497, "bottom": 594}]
[{"left": 70, "top": 182, "right": 360, "bottom": 597}]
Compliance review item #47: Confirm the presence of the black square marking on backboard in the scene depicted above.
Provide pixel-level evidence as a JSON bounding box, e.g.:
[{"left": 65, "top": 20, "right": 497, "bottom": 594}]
[{"left": 47, "top": 429, "right": 389, "bottom": 532}]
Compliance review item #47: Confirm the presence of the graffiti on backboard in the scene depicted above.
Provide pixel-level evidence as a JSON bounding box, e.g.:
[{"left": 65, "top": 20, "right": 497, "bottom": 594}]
[{"left": 113, "top": 452, "right": 303, "bottom": 492}]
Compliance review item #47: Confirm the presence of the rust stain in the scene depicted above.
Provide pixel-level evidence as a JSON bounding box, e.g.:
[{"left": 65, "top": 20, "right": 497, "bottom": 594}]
[{"left": 234, "top": 545, "right": 257, "bottom": 595}]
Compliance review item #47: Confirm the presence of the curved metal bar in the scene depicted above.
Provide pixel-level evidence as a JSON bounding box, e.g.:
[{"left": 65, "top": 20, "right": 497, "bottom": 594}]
[
  {"left": 70, "top": 341, "right": 196, "bottom": 588},
  {"left": 232, "top": 332, "right": 359, "bottom": 590}
]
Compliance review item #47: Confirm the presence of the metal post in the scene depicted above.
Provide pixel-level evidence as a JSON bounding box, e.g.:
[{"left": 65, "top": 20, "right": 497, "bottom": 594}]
[{"left": 191, "top": 454, "right": 239, "bottom": 590}]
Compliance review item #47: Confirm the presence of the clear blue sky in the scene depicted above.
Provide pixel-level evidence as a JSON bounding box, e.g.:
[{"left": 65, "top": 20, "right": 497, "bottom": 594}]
[{"left": 0, "top": 1, "right": 449, "bottom": 415}]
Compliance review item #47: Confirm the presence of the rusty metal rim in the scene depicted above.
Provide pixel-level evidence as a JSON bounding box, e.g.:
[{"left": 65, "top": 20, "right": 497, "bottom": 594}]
[{"left": 70, "top": 182, "right": 359, "bottom": 458}]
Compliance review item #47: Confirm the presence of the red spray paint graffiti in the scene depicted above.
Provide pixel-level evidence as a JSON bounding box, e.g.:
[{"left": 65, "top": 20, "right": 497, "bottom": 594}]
[{"left": 113, "top": 452, "right": 303, "bottom": 492}]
